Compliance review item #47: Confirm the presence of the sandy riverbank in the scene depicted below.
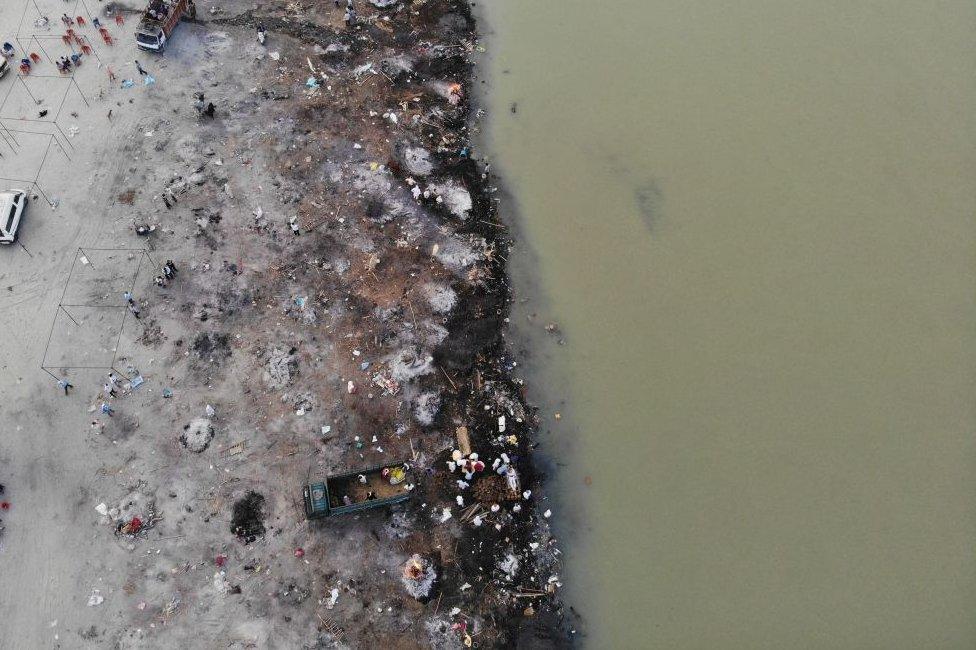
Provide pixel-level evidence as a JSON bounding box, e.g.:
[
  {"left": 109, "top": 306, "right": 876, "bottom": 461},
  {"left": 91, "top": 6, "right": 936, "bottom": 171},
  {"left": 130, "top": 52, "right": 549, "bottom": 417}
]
[{"left": 0, "top": 0, "right": 571, "bottom": 647}]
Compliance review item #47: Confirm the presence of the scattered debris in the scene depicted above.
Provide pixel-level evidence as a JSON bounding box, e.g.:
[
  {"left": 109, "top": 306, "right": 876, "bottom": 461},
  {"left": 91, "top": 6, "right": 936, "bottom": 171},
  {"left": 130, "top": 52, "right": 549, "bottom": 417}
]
[
  {"left": 4, "top": 1, "right": 566, "bottom": 645},
  {"left": 325, "top": 588, "right": 340, "bottom": 610}
]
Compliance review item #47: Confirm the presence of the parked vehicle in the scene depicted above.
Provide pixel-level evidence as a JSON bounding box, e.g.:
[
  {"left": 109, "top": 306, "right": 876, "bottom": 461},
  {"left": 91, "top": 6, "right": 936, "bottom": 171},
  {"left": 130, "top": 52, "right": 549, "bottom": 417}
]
[
  {"left": 303, "top": 462, "right": 413, "bottom": 519},
  {"left": 0, "top": 189, "right": 28, "bottom": 244},
  {"left": 135, "top": 0, "right": 189, "bottom": 52}
]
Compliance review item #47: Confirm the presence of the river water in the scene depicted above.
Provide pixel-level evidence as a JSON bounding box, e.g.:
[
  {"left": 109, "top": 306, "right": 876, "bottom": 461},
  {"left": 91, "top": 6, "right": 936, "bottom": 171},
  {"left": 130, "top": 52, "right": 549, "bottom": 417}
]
[{"left": 479, "top": 1, "right": 976, "bottom": 648}]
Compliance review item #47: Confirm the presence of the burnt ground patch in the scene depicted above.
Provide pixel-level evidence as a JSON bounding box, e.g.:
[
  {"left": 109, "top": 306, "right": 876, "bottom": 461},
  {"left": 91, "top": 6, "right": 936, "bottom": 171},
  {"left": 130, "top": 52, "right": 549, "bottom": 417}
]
[{"left": 231, "top": 491, "right": 266, "bottom": 544}]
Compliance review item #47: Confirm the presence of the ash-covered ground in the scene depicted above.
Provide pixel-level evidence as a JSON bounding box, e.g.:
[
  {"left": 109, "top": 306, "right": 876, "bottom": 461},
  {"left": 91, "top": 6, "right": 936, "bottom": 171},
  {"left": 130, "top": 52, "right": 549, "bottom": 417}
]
[{"left": 0, "top": 1, "right": 572, "bottom": 647}]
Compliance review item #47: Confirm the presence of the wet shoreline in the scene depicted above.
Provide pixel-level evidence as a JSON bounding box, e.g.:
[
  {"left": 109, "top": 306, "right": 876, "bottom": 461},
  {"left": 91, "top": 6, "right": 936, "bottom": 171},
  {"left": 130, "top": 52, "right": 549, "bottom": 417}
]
[{"left": 464, "top": 1, "right": 976, "bottom": 647}]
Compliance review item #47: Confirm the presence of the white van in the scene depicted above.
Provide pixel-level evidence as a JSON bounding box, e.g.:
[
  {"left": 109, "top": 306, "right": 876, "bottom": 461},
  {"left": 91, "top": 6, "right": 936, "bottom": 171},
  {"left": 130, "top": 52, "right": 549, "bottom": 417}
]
[{"left": 0, "top": 190, "right": 28, "bottom": 244}]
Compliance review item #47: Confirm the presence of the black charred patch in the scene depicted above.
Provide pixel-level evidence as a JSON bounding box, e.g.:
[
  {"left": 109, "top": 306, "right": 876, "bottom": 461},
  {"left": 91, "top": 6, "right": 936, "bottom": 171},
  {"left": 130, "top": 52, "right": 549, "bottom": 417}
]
[
  {"left": 192, "top": 331, "right": 231, "bottom": 362},
  {"left": 231, "top": 491, "right": 266, "bottom": 544}
]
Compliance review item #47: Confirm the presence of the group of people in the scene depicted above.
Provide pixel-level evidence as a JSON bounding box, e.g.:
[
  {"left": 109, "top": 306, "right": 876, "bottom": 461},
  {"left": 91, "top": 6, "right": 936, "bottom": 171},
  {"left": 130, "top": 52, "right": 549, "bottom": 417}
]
[
  {"left": 193, "top": 92, "right": 216, "bottom": 118},
  {"left": 97, "top": 370, "right": 122, "bottom": 416},
  {"left": 102, "top": 372, "right": 120, "bottom": 400},
  {"left": 146, "top": 0, "right": 171, "bottom": 21},
  {"left": 55, "top": 258, "right": 180, "bottom": 404},
  {"left": 56, "top": 369, "right": 119, "bottom": 417},
  {"left": 56, "top": 261, "right": 174, "bottom": 413},
  {"left": 154, "top": 259, "right": 178, "bottom": 287},
  {"left": 56, "top": 54, "right": 80, "bottom": 73},
  {"left": 146, "top": 0, "right": 197, "bottom": 21},
  {"left": 123, "top": 290, "right": 141, "bottom": 319}
]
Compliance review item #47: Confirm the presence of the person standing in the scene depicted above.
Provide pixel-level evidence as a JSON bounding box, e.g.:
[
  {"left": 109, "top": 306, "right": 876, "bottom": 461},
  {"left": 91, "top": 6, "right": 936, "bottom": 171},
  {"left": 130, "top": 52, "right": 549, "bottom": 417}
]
[
  {"left": 57, "top": 377, "right": 73, "bottom": 395},
  {"left": 103, "top": 382, "right": 117, "bottom": 399},
  {"left": 100, "top": 402, "right": 114, "bottom": 416},
  {"left": 128, "top": 302, "right": 141, "bottom": 319},
  {"left": 135, "top": 60, "right": 148, "bottom": 76}
]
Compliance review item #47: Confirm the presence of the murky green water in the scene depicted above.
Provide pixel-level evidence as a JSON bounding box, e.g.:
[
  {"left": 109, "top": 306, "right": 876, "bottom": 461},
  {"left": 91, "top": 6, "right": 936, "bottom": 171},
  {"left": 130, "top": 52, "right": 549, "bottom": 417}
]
[{"left": 480, "top": 1, "right": 976, "bottom": 647}]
